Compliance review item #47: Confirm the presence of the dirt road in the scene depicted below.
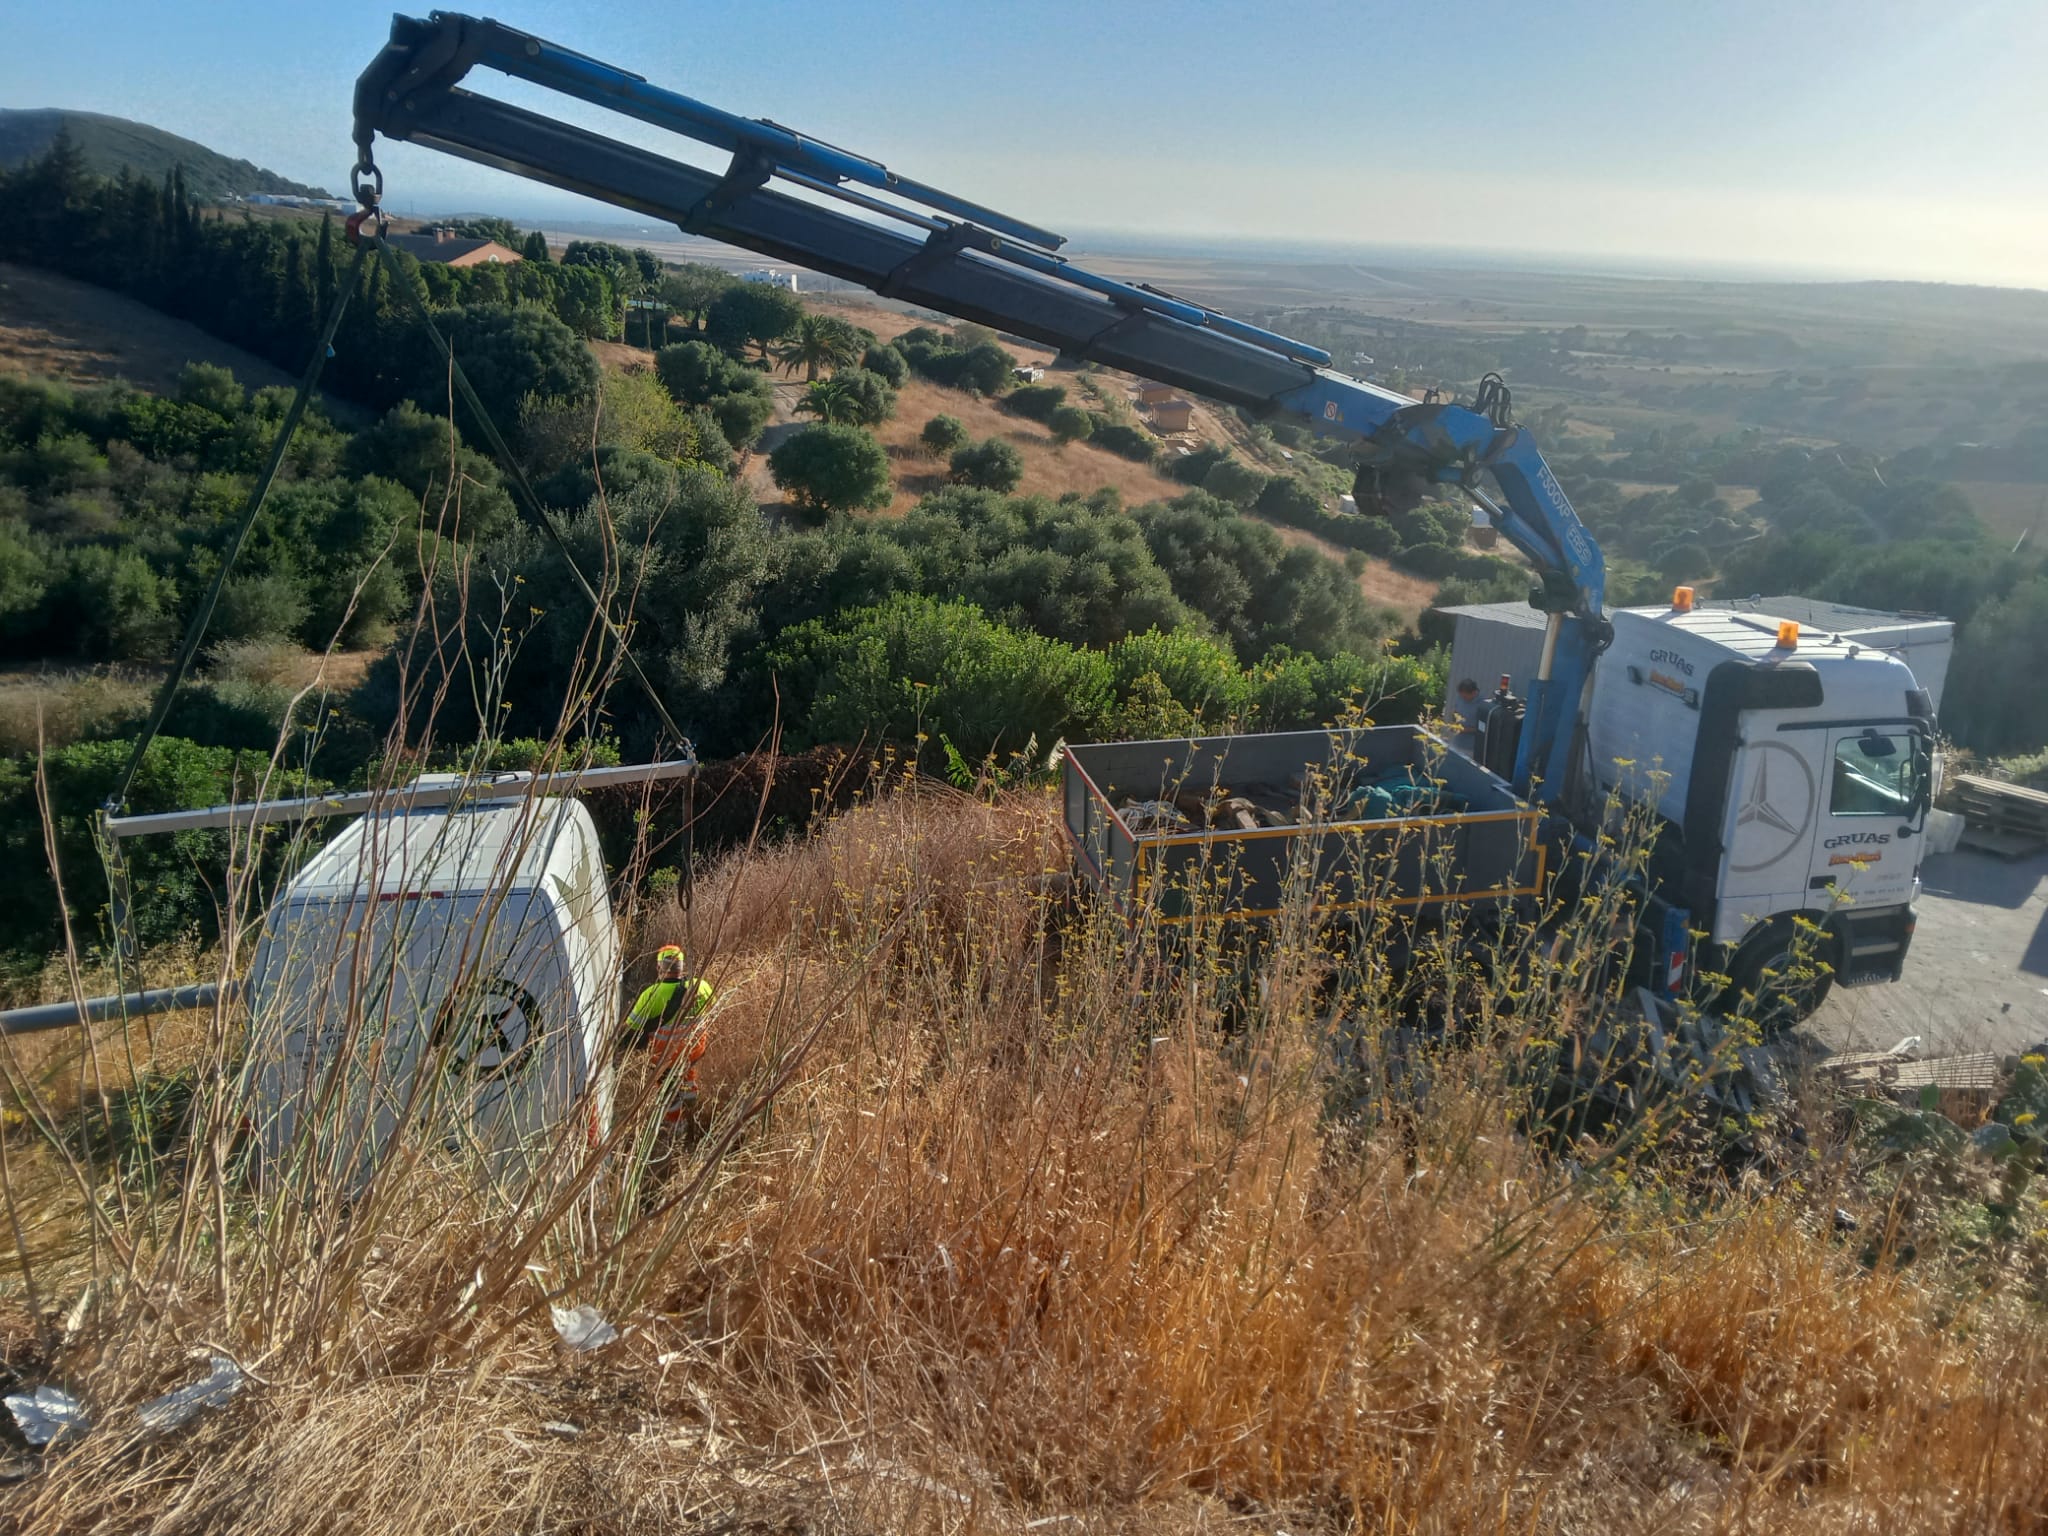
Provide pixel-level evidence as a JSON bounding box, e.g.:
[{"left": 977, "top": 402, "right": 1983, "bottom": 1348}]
[{"left": 1802, "top": 848, "right": 2048, "bottom": 1058}]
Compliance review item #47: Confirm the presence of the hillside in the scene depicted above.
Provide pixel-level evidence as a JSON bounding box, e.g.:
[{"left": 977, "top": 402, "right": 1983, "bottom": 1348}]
[
  {"left": 745, "top": 297, "right": 1443, "bottom": 623},
  {"left": 0, "top": 260, "right": 364, "bottom": 420},
  {"left": 0, "top": 108, "right": 331, "bottom": 203}
]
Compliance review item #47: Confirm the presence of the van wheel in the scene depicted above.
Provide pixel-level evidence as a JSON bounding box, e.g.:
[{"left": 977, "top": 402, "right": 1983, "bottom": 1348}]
[{"left": 1718, "top": 925, "right": 1834, "bottom": 1036}]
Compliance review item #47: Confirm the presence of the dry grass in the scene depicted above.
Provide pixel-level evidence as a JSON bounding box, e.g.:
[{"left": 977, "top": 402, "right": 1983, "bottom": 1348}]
[
  {"left": 786, "top": 299, "right": 1218, "bottom": 514},
  {"left": 0, "top": 645, "right": 381, "bottom": 759},
  {"left": 0, "top": 260, "right": 323, "bottom": 403},
  {"left": 0, "top": 665, "right": 154, "bottom": 756},
  {"left": 7, "top": 279, "right": 2043, "bottom": 1534},
  {"left": 1957, "top": 480, "right": 2048, "bottom": 547},
  {"left": 204, "top": 638, "right": 382, "bottom": 695},
  {"left": 1610, "top": 480, "right": 1763, "bottom": 515},
  {"left": 869, "top": 377, "right": 1188, "bottom": 515},
  {"left": 7, "top": 779, "right": 2047, "bottom": 1532}
]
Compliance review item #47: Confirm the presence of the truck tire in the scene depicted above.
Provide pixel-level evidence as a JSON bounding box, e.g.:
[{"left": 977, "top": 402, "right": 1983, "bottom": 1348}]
[{"left": 1717, "top": 921, "right": 1834, "bottom": 1036}]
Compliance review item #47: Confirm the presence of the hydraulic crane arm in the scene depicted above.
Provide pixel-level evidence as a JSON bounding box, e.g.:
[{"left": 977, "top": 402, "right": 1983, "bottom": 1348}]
[{"left": 352, "top": 12, "right": 1607, "bottom": 795}]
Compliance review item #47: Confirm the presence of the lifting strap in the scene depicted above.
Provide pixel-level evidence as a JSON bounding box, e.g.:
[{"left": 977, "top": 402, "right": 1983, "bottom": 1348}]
[{"left": 107, "top": 237, "right": 373, "bottom": 817}]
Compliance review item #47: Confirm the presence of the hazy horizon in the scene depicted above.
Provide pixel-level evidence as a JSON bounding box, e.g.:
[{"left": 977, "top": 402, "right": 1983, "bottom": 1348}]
[{"left": 4, "top": 0, "right": 2043, "bottom": 291}]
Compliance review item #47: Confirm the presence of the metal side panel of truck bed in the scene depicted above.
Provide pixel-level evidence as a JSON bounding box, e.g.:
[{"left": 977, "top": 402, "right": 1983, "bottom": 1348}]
[{"left": 1061, "top": 725, "right": 1546, "bottom": 923}]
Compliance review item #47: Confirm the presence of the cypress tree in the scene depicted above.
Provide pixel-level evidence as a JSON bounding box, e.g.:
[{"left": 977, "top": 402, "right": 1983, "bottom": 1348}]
[{"left": 314, "top": 213, "right": 337, "bottom": 311}]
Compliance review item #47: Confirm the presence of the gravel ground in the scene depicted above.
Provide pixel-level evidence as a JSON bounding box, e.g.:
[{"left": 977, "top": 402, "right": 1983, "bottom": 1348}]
[{"left": 1802, "top": 847, "right": 2048, "bottom": 1059}]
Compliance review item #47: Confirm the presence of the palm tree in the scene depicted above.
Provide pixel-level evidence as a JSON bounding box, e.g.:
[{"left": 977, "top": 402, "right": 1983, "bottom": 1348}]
[
  {"left": 795, "top": 375, "right": 863, "bottom": 424},
  {"left": 775, "top": 314, "right": 865, "bottom": 381}
]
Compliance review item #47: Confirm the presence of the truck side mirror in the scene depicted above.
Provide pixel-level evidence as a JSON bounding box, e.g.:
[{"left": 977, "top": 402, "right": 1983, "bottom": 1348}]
[{"left": 1859, "top": 729, "right": 1897, "bottom": 759}]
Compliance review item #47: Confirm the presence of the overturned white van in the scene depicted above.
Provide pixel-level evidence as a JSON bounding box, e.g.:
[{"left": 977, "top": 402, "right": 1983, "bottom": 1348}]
[{"left": 240, "top": 778, "right": 626, "bottom": 1177}]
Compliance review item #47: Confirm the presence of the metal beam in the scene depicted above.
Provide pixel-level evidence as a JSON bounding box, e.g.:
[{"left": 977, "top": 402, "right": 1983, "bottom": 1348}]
[
  {"left": 104, "top": 757, "right": 698, "bottom": 841},
  {"left": 380, "top": 89, "right": 1322, "bottom": 413},
  {"left": 0, "top": 983, "right": 236, "bottom": 1037}
]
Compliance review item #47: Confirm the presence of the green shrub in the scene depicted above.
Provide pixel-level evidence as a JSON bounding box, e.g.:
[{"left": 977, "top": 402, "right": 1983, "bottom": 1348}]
[
  {"left": 797, "top": 369, "right": 896, "bottom": 428},
  {"left": 1092, "top": 423, "right": 1158, "bottom": 463},
  {"left": 920, "top": 414, "right": 970, "bottom": 458},
  {"left": 769, "top": 595, "right": 1112, "bottom": 758},
  {"left": 861, "top": 343, "right": 909, "bottom": 387},
  {"left": 1202, "top": 457, "right": 1265, "bottom": 509},
  {"left": 1392, "top": 501, "right": 1469, "bottom": 549},
  {"left": 897, "top": 330, "right": 1017, "bottom": 395},
  {"left": 949, "top": 438, "right": 1025, "bottom": 493},
  {"left": 1169, "top": 444, "right": 1233, "bottom": 486},
  {"left": 1133, "top": 491, "right": 1391, "bottom": 659},
  {"left": 1254, "top": 474, "right": 1323, "bottom": 524},
  {"left": 407, "top": 304, "right": 598, "bottom": 440},
  {"left": 1005, "top": 384, "right": 1067, "bottom": 424},
  {"left": 1393, "top": 543, "right": 1460, "bottom": 579},
  {"left": 703, "top": 282, "right": 805, "bottom": 360},
  {"left": 1106, "top": 627, "right": 1247, "bottom": 724},
  {"left": 1048, "top": 405, "right": 1094, "bottom": 447},
  {"left": 0, "top": 736, "right": 326, "bottom": 957},
  {"left": 58, "top": 546, "right": 173, "bottom": 660},
  {"left": 214, "top": 571, "right": 311, "bottom": 644},
  {"left": 654, "top": 340, "right": 775, "bottom": 448},
  {"left": 769, "top": 424, "right": 894, "bottom": 515},
  {"left": 480, "top": 736, "right": 622, "bottom": 771}
]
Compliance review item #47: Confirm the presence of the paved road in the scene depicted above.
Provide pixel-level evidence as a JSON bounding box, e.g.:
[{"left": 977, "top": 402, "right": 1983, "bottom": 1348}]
[{"left": 1803, "top": 848, "right": 2048, "bottom": 1059}]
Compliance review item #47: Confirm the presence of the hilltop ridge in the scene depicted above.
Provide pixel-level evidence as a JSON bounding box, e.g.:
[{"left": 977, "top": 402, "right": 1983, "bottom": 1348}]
[{"left": 0, "top": 108, "right": 332, "bottom": 203}]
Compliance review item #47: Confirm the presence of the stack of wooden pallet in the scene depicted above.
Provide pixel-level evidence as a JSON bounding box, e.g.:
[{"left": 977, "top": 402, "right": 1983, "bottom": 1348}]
[
  {"left": 1951, "top": 772, "right": 2048, "bottom": 858},
  {"left": 1819, "top": 1046, "right": 2006, "bottom": 1100}
]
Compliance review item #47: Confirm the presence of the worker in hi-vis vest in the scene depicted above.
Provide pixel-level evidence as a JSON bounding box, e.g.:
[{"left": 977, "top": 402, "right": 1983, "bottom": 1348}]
[{"left": 621, "top": 944, "right": 714, "bottom": 1122}]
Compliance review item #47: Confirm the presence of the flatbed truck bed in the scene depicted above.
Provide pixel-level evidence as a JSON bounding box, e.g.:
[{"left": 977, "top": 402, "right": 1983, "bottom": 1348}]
[{"left": 1061, "top": 725, "right": 1547, "bottom": 924}]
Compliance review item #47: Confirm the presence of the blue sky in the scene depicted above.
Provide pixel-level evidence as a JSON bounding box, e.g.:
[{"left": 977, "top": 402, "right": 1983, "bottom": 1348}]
[{"left": 3, "top": 0, "right": 2042, "bottom": 285}]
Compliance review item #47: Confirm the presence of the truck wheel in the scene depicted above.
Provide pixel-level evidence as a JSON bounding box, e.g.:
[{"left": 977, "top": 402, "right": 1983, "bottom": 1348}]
[{"left": 1718, "top": 925, "right": 1833, "bottom": 1035}]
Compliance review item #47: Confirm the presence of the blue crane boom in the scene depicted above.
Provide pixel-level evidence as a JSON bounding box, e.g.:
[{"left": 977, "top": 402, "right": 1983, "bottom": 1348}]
[{"left": 352, "top": 12, "right": 1609, "bottom": 797}]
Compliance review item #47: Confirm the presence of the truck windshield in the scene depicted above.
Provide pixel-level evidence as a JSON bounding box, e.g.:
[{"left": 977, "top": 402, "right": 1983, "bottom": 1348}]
[{"left": 1830, "top": 730, "right": 1928, "bottom": 818}]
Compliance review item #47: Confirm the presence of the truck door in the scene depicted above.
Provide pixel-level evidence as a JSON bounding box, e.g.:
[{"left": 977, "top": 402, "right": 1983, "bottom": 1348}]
[
  {"left": 1811, "top": 725, "right": 1929, "bottom": 913},
  {"left": 1714, "top": 735, "right": 1829, "bottom": 943}
]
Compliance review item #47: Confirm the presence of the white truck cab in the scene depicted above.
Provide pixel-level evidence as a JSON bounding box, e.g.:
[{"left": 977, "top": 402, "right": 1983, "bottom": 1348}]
[
  {"left": 243, "top": 780, "right": 620, "bottom": 1177},
  {"left": 1587, "top": 601, "right": 1934, "bottom": 1011}
]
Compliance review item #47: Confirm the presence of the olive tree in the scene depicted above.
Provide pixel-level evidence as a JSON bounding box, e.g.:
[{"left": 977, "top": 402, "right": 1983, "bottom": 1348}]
[{"left": 769, "top": 423, "right": 894, "bottom": 516}]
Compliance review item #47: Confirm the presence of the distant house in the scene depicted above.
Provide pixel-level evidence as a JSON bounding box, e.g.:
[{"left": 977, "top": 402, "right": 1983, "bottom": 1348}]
[
  {"left": 741, "top": 268, "right": 799, "bottom": 291},
  {"left": 1150, "top": 398, "right": 1195, "bottom": 434},
  {"left": 1137, "top": 382, "right": 1176, "bottom": 406},
  {"left": 383, "top": 229, "right": 523, "bottom": 268}
]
